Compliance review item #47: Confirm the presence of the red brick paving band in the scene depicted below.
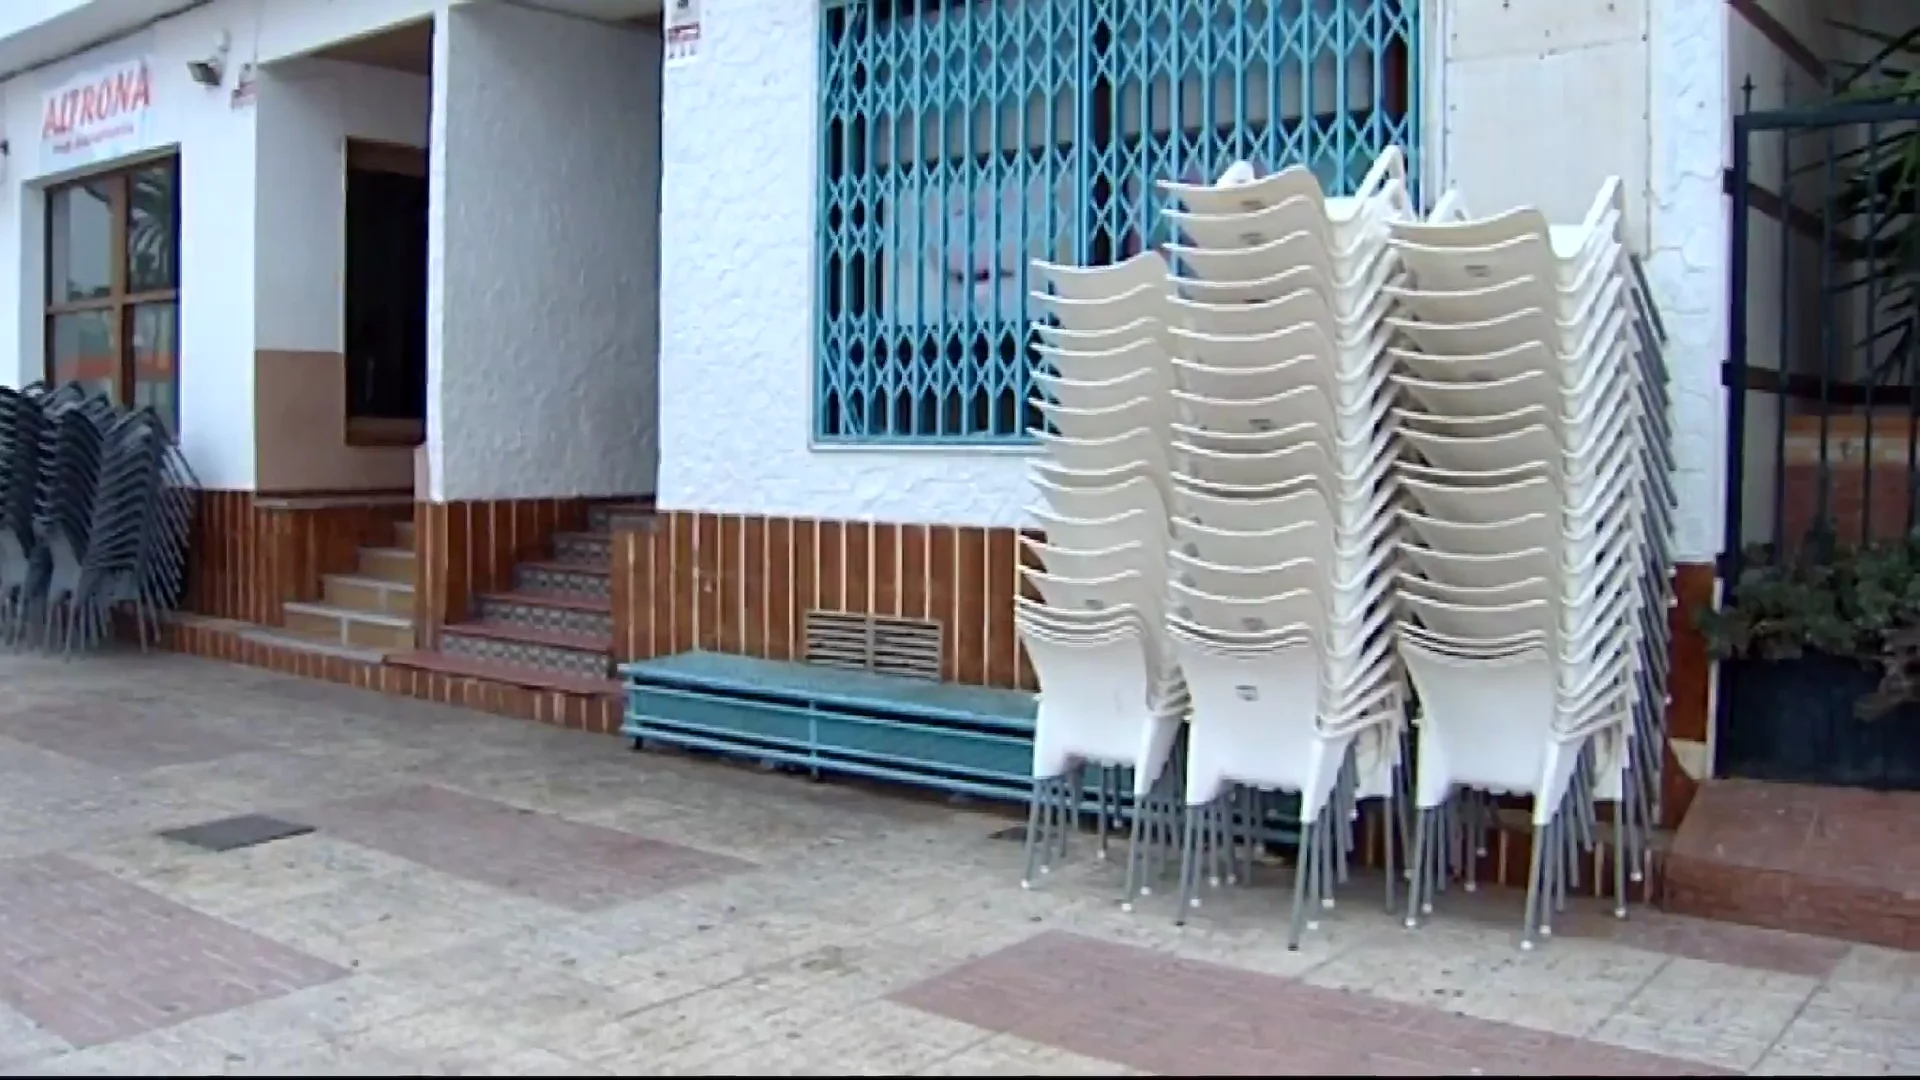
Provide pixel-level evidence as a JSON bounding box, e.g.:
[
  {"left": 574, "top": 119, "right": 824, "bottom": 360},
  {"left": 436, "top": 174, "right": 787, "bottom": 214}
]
[
  {"left": 891, "top": 930, "right": 1734, "bottom": 1076},
  {"left": 2, "top": 699, "right": 265, "bottom": 773},
  {"left": 0, "top": 855, "right": 345, "bottom": 1048},
  {"left": 302, "top": 785, "right": 753, "bottom": 912}
]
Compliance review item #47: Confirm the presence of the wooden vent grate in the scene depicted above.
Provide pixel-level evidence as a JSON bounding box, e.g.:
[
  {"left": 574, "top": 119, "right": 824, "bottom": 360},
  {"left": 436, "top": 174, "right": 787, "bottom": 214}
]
[{"left": 803, "top": 610, "right": 943, "bottom": 682}]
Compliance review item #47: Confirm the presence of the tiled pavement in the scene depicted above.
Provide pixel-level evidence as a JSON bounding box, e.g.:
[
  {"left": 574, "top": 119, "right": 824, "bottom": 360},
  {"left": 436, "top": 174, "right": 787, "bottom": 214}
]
[{"left": 0, "top": 653, "right": 1911, "bottom": 1075}]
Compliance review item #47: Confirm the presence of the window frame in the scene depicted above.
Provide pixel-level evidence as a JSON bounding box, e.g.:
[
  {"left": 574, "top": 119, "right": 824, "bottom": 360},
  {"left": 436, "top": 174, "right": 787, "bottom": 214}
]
[
  {"left": 43, "top": 154, "right": 181, "bottom": 430},
  {"left": 812, "top": 0, "right": 1418, "bottom": 447}
]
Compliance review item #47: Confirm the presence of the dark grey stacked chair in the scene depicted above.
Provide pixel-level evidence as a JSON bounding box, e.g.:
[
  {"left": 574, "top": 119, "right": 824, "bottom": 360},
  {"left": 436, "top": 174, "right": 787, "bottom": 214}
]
[
  {"left": 0, "top": 384, "right": 48, "bottom": 638},
  {"left": 0, "top": 383, "right": 194, "bottom": 654}
]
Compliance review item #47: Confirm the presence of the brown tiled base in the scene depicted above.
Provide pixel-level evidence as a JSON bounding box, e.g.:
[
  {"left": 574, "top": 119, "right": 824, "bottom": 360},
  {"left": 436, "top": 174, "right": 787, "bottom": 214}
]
[
  {"left": 1661, "top": 778, "right": 1920, "bottom": 948},
  {"left": 157, "top": 618, "right": 621, "bottom": 735}
]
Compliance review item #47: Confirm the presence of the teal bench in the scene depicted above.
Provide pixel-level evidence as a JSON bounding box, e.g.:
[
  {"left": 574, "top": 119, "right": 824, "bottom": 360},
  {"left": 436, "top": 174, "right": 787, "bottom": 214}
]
[{"left": 619, "top": 651, "right": 1042, "bottom": 803}]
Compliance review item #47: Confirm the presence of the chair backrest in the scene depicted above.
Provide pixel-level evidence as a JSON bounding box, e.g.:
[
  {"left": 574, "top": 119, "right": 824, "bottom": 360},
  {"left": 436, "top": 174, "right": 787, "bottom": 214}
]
[
  {"left": 1031, "top": 250, "right": 1169, "bottom": 302},
  {"left": 1035, "top": 426, "right": 1170, "bottom": 477},
  {"left": 1031, "top": 282, "right": 1173, "bottom": 336},
  {"left": 1033, "top": 366, "right": 1169, "bottom": 412},
  {"left": 1033, "top": 397, "right": 1165, "bottom": 442},
  {"left": 1173, "top": 384, "right": 1336, "bottom": 438},
  {"left": 1029, "top": 475, "right": 1164, "bottom": 524}
]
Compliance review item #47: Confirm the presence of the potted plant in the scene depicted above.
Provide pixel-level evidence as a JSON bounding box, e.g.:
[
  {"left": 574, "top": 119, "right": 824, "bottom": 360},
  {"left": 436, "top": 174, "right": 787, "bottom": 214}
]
[{"left": 1697, "top": 528, "right": 1920, "bottom": 790}]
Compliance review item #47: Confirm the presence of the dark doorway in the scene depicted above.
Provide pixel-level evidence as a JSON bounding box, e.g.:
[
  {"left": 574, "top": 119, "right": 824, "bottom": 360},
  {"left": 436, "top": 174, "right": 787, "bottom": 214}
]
[{"left": 344, "top": 140, "right": 428, "bottom": 444}]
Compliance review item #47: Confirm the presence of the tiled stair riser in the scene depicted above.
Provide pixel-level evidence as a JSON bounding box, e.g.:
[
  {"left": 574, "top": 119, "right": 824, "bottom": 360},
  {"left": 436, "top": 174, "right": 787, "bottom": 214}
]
[
  {"left": 475, "top": 596, "right": 614, "bottom": 640},
  {"left": 587, "top": 504, "right": 657, "bottom": 533},
  {"left": 437, "top": 629, "right": 612, "bottom": 679},
  {"left": 515, "top": 563, "right": 611, "bottom": 599},
  {"left": 552, "top": 532, "right": 613, "bottom": 564}
]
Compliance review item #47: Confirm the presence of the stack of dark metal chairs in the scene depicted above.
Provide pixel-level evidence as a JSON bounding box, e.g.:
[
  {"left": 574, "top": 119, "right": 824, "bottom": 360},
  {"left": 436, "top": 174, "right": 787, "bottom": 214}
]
[{"left": 0, "top": 383, "right": 194, "bottom": 655}]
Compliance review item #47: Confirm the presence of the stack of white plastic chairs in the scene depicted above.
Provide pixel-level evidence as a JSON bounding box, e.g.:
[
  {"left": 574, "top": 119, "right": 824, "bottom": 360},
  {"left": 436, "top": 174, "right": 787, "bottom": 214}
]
[
  {"left": 1384, "top": 179, "right": 1676, "bottom": 948},
  {"left": 1151, "top": 150, "right": 1415, "bottom": 948},
  {"left": 1008, "top": 154, "right": 1676, "bottom": 952},
  {"left": 1015, "top": 248, "right": 1192, "bottom": 903}
]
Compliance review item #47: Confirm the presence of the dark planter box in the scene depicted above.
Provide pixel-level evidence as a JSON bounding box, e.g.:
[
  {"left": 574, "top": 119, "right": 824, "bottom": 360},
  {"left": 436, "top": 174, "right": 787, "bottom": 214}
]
[{"left": 1722, "top": 652, "right": 1920, "bottom": 790}]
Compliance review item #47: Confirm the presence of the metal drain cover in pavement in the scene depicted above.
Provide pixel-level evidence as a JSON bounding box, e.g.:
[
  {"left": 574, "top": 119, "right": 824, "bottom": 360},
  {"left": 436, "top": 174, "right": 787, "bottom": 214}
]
[{"left": 159, "top": 813, "right": 314, "bottom": 853}]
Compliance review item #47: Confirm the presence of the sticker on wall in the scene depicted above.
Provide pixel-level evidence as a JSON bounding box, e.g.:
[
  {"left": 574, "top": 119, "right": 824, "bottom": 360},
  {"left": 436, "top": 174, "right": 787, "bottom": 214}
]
[
  {"left": 41, "top": 57, "right": 155, "bottom": 168},
  {"left": 666, "top": 0, "right": 702, "bottom": 68},
  {"left": 230, "top": 63, "right": 258, "bottom": 110}
]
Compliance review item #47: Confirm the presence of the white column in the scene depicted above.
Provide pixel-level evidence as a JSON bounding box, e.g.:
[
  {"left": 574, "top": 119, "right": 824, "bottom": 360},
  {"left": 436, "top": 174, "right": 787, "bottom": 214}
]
[{"left": 425, "top": 1, "right": 662, "bottom": 504}]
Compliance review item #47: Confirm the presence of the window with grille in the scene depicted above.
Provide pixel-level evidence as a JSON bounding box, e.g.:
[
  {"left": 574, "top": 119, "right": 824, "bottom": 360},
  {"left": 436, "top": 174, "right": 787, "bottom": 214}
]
[{"left": 814, "top": 0, "right": 1419, "bottom": 445}]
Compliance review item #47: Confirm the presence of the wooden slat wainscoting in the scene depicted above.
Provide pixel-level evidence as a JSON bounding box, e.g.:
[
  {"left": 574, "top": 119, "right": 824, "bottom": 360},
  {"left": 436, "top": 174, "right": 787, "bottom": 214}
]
[
  {"left": 412, "top": 497, "right": 590, "bottom": 648},
  {"left": 184, "top": 490, "right": 411, "bottom": 626},
  {"left": 608, "top": 513, "right": 1040, "bottom": 691},
  {"left": 170, "top": 503, "right": 1718, "bottom": 875}
]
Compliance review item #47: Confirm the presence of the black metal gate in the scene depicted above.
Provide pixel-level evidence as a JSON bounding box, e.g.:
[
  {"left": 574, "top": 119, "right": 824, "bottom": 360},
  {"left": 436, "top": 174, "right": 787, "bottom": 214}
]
[
  {"left": 1725, "top": 88, "right": 1920, "bottom": 571},
  {"left": 1717, "top": 84, "right": 1920, "bottom": 786}
]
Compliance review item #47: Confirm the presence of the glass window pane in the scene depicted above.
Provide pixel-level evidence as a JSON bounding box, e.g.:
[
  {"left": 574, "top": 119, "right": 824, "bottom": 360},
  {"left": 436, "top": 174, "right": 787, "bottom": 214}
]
[
  {"left": 48, "top": 180, "right": 114, "bottom": 303},
  {"left": 49, "top": 310, "right": 118, "bottom": 403},
  {"left": 130, "top": 302, "right": 178, "bottom": 435},
  {"left": 127, "top": 163, "right": 177, "bottom": 293}
]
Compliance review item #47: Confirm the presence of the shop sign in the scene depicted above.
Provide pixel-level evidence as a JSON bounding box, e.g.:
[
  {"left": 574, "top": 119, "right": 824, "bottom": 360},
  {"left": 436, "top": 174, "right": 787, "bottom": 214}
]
[
  {"left": 666, "top": 0, "right": 702, "bottom": 67},
  {"left": 42, "top": 58, "right": 155, "bottom": 167}
]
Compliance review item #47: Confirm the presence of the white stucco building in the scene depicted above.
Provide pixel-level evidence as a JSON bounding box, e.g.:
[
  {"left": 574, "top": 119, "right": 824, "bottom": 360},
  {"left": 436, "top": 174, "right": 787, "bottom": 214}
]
[
  {"left": 0, "top": 0, "right": 1866, "bottom": 785},
  {"left": 0, "top": 0, "right": 1733, "bottom": 548}
]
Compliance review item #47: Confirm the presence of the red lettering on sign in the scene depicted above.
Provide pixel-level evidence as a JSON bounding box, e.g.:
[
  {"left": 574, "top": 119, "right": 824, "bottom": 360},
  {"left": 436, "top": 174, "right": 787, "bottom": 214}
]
[{"left": 41, "top": 62, "right": 151, "bottom": 141}]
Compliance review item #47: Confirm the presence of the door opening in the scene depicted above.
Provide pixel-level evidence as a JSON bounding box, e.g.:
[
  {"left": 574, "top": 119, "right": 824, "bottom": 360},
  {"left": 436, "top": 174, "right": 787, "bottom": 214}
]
[{"left": 343, "top": 139, "right": 428, "bottom": 446}]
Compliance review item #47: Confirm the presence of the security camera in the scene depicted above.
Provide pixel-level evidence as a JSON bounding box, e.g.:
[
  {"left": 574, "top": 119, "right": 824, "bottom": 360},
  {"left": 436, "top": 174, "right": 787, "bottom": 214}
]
[
  {"left": 186, "top": 57, "right": 224, "bottom": 86},
  {"left": 188, "top": 31, "right": 231, "bottom": 88}
]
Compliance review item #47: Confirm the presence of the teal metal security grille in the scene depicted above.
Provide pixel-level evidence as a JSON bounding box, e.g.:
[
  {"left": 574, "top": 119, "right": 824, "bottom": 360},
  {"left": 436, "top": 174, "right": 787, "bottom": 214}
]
[{"left": 816, "top": 0, "right": 1421, "bottom": 445}]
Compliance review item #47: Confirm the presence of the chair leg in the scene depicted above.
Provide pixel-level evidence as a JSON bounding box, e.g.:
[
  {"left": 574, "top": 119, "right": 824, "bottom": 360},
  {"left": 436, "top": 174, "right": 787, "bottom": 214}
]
[{"left": 1020, "top": 776, "right": 1049, "bottom": 890}]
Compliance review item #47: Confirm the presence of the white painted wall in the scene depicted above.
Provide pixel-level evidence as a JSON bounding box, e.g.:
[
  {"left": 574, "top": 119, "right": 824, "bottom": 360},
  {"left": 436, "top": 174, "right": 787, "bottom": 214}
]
[
  {"left": 426, "top": 0, "right": 661, "bottom": 503},
  {"left": 654, "top": 0, "right": 1733, "bottom": 562},
  {"left": 254, "top": 56, "right": 429, "bottom": 351},
  {"left": 654, "top": 0, "right": 1040, "bottom": 529},
  {"left": 0, "top": 0, "right": 462, "bottom": 492},
  {"left": 1440, "top": 0, "right": 1652, "bottom": 251},
  {"left": 0, "top": 3, "right": 259, "bottom": 489},
  {"left": 1646, "top": 0, "right": 1731, "bottom": 565}
]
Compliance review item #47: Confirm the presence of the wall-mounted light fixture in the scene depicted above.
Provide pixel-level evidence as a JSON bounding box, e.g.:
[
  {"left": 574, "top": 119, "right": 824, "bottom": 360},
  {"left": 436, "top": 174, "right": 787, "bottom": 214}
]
[{"left": 187, "top": 31, "right": 231, "bottom": 88}]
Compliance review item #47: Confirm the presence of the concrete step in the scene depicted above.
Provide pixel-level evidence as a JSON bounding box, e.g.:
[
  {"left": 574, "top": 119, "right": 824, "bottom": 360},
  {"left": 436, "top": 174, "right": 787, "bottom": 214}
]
[
  {"left": 236, "top": 626, "right": 388, "bottom": 665},
  {"left": 282, "top": 601, "right": 415, "bottom": 651},
  {"left": 322, "top": 574, "right": 415, "bottom": 618},
  {"left": 357, "top": 546, "right": 416, "bottom": 584}
]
